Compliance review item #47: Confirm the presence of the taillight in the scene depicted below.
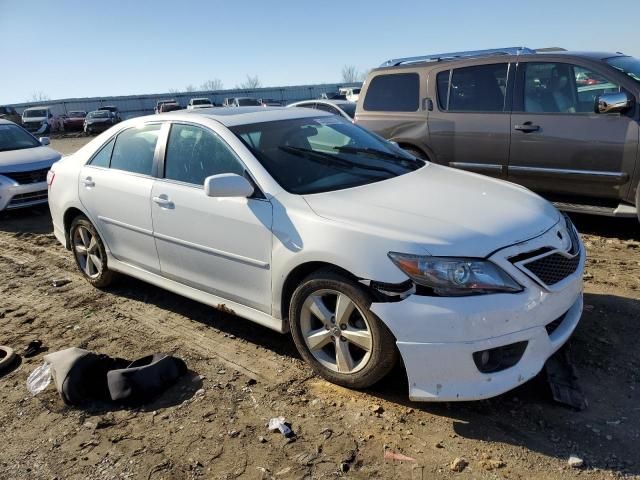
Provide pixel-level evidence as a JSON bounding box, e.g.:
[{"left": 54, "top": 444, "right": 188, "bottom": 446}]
[{"left": 47, "top": 170, "right": 55, "bottom": 187}]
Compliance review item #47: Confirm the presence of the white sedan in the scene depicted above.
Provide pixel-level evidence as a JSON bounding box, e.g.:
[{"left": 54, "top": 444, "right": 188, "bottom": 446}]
[
  {"left": 0, "top": 119, "right": 61, "bottom": 211},
  {"left": 47, "top": 107, "right": 584, "bottom": 401}
]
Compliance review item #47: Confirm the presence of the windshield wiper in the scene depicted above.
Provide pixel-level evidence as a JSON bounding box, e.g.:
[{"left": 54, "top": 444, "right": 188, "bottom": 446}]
[
  {"left": 333, "top": 146, "right": 418, "bottom": 164},
  {"left": 278, "top": 146, "right": 397, "bottom": 175}
]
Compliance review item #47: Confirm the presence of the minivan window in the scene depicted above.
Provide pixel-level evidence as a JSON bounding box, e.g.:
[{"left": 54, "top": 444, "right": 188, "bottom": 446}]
[
  {"left": 164, "top": 124, "right": 244, "bottom": 185},
  {"left": 362, "top": 73, "right": 419, "bottom": 112},
  {"left": 606, "top": 56, "right": 640, "bottom": 84},
  {"left": 231, "top": 116, "right": 423, "bottom": 194},
  {"left": 522, "top": 62, "right": 620, "bottom": 114},
  {"left": 110, "top": 124, "right": 161, "bottom": 175},
  {"left": 438, "top": 64, "right": 508, "bottom": 112}
]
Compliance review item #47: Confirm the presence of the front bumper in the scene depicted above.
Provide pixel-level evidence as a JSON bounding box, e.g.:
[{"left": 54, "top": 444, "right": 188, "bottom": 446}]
[
  {"left": 370, "top": 221, "right": 585, "bottom": 402},
  {"left": 0, "top": 179, "right": 48, "bottom": 211}
]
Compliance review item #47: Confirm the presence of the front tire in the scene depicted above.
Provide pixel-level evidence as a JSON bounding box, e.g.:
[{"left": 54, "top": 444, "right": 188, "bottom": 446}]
[
  {"left": 70, "top": 216, "right": 115, "bottom": 288},
  {"left": 289, "top": 270, "right": 397, "bottom": 389}
]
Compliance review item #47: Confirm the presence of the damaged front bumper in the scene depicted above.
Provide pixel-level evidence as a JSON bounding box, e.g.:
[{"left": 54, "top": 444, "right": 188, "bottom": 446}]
[{"left": 370, "top": 223, "right": 585, "bottom": 402}]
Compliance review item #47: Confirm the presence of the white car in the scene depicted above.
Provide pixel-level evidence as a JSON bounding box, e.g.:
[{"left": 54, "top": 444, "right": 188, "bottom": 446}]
[
  {"left": 287, "top": 99, "right": 356, "bottom": 122},
  {"left": 187, "top": 98, "right": 214, "bottom": 110},
  {"left": 47, "top": 107, "right": 584, "bottom": 402},
  {"left": 0, "top": 119, "right": 61, "bottom": 211},
  {"left": 339, "top": 87, "right": 361, "bottom": 102},
  {"left": 21, "top": 106, "right": 58, "bottom": 134}
]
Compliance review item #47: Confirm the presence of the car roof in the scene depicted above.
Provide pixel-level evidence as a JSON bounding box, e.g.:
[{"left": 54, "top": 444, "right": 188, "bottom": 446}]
[
  {"left": 23, "top": 106, "right": 51, "bottom": 110},
  {"left": 149, "top": 106, "right": 333, "bottom": 127},
  {"left": 295, "top": 99, "right": 354, "bottom": 107}
]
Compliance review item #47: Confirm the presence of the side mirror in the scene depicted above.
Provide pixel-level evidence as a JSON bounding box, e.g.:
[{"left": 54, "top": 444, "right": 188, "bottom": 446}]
[
  {"left": 204, "top": 173, "right": 254, "bottom": 198},
  {"left": 595, "top": 92, "right": 632, "bottom": 114},
  {"left": 39, "top": 137, "right": 50, "bottom": 146}
]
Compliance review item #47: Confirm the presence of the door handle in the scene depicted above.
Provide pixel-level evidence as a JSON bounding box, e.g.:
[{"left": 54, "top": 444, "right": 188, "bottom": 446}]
[
  {"left": 82, "top": 177, "right": 95, "bottom": 187},
  {"left": 514, "top": 122, "right": 540, "bottom": 133},
  {"left": 152, "top": 195, "right": 174, "bottom": 208}
]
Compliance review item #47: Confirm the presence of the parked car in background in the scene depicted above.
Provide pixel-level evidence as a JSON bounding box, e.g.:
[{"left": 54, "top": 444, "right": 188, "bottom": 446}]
[
  {"left": 159, "top": 102, "right": 182, "bottom": 113},
  {"left": 63, "top": 111, "right": 87, "bottom": 131},
  {"left": 222, "top": 97, "right": 261, "bottom": 107},
  {"left": 98, "top": 106, "right": 122, "bottom": 122},
  {"left": 259, "top": 98, "right": 283, "bottom": 107},
  {"left": 155, "top": 99, "right": 177, "bottom": 114},
  {"left": 0, "top": 106, "right": 21, "bottom": 125},
  {"left": 287, "top": 99, "right": 356, "bottom": 121},
  {"left": 22, "top": 106, "right": 57, "bottom": 134},
  {"left": 320, "top": 92, "right": 348, "bottom": 100},
  {"left": 84, "top": 110, "right": 116, "bottom": 135},
  {"left": 356, "top": 47, "right": 640, "bottom": 221},
  {"left": 187, "top": 98, "right": 213, "bottom": 110},
  {"left": 48, "top": 107, "right": 583, "bottom": 402},
  {"left": 339, "top": 87, "right": 361, "bottom": 102},
  {"left": 0, "top": 119, "right": 60, "bottom": 211}
]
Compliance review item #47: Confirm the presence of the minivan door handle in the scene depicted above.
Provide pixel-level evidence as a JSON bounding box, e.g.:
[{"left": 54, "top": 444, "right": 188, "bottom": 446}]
[
  {"left": 514, "top": 122, "right": 540, "bottom": 133},
  {"left": 82, "top": 176, "right": 95, "bottom": 188}
]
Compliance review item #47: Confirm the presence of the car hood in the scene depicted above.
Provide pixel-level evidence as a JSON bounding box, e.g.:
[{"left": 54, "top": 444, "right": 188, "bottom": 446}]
[
  {"left": 86, "top": 118, "right": 111, "bottom": 123},
  {"left": 302, "top": 163, "right": 560, "bottom": 257},
  {"left": 0, "top": 146, "right": 61, "bottom": 170}
]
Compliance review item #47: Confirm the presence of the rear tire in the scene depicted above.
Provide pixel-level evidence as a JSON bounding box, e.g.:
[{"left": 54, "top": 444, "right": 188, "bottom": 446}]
[
  {"left": 70, "top": 216, "right": 115, "bottom": 288},
  {"left": 289, "top": 270, "right": 397, "bottom": 389}
]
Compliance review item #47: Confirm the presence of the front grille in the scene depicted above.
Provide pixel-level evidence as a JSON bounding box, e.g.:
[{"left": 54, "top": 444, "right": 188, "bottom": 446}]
[
  {"left": 1, "top": 168, "right": 49, "bottom": 184},
  {"left": 524, "top": 253, "right": 580, "bottom": 286},
  {"left": 8, "top": 190, "right": 48, "bottom": 206}
]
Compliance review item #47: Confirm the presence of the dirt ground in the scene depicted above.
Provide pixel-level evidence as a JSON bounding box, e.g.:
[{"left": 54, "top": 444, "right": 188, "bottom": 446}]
[{"left": 1, "top": 137, "right": 639, "bottom": 479}]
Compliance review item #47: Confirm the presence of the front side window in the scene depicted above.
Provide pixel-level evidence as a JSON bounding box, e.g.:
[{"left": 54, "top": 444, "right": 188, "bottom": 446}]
[
  {"left": 230, "top": 116, "right": 423, "bottom": 194},
  {"left": 0, "top": 124, "right": 41, "bottom": 152},
  {"left": 164, "top": 124, "right": 244, "bottom": 185},
  {"left": 438, "top": 64, "right": 508, "bottom": 112},
  {"left": 523, "top": 62, "right": 620, "bottom": 114},
  {"left": 110, "top": 124, "right": 161, "bottom": 175},
  {"left": 363, "top": 73, "right": 420, "bottom": 112}
]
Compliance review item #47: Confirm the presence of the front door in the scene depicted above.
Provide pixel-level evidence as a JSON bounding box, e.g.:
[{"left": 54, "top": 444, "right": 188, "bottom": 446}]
[
  {"left": 508, "top": 61, "right": 638, "bottom": 202},
  {"left": 78, "top": 123, "right": 162, "bottom": 272},
  {"left": 427, "top": 62, "right": 512, "bottom": 178},
  {"left": 151, "top": 122, "right": 273, "bottom": 313}
]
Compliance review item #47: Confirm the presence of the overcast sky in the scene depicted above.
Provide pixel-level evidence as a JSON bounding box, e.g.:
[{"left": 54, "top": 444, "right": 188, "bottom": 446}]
[{"left": 1, "top": 0, "right": 638, "bottom": 104}]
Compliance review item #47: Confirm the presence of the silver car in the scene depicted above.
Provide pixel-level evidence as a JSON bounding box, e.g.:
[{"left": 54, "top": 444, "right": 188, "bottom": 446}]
[
  {"left": 287, "top": 99, "right": 356, "bottom": 122},
  {"left": 0, "top": 119, "right": 61, "bottom": 211}
]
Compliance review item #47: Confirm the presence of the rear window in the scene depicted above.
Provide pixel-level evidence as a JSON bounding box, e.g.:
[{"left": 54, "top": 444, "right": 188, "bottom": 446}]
[{"left": 363, "top": 73, "right": 419, "bottom": 112}]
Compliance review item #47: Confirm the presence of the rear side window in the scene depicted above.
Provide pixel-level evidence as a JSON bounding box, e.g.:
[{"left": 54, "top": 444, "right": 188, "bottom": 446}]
[
  {"left": 89, "top": 138, "right": 115, "bottom": 167},
  {"left": 438, "top": 64, "right": 508, "bottom": 112},
  {"left": 110, "top": 124, "right": 161, "bottom": 175},
  {"left": 363, "top": 73, "right": 419, "bottom": 112}
]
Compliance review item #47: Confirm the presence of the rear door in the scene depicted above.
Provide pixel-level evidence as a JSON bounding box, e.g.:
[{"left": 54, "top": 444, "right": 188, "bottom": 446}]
[
  {"left": 427, "top": 61, "right": 513, "bottom": 178},
  {"left": 151, "top": 122, "right": 273, "bottom": 313},
  {"left": 78, "top": 123, "right": 163, "bottom": 273},
  {"left": 508, "top": 60, "right": 638, "bottom": 202}
]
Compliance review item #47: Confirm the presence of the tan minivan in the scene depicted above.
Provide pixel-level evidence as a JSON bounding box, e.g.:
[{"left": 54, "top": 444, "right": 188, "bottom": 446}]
[{"left": 355, "top": 47, "right": 640, "bottom": 221}]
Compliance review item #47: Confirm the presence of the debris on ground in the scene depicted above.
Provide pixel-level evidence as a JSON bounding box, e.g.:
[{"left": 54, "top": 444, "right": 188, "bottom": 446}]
[
  {"left": 51, "top": 279, "right": 71, "bottom": 288},
  {"left": 568, "top": 455, "right": 584, "bottom": 468},
  {"left": 384, "top": 448, "right": 416, "bottom": 462},
  {"left": 450, "top": 457, "right": 468, "bottom": 472},
  {"left": 23, "top": 339, "right": 43, "bottom": 358},
  {"left": 268, "top": 416, "right": 293, "bottom": 437},
  {"left": 545, "top": 344, "right": 587, "bottom": 410}
]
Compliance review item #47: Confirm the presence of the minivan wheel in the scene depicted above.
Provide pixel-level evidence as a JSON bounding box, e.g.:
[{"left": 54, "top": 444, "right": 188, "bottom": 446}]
[
  {"left": 70, "top": 216, "right": 115, "bottom": 288},
  {"left": 289, "top": 270, "right": 397, "bottom": 389}
]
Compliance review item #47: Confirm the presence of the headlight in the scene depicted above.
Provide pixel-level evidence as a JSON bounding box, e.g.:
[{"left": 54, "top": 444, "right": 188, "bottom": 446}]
[{"left": 388, "top": 253, "right": 522, "bottom": 296}]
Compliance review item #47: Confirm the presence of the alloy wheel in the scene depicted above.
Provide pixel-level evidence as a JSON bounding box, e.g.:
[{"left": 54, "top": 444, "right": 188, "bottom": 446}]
[
  {"left": 299, "top": 289, "right": 373, "bottom": 374},
  {"left": 73, "top": 225, "right": 103, "bottom": 279}
]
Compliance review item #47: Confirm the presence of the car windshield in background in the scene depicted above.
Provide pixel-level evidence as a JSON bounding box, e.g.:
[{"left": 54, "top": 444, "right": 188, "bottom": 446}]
[
  {"left": 606, "top": 56, "right": 640, "bottom": 83},
  {"left": 339, "top": 103, "right": 356, "bottom": 118},
  {"left": 193, "top": 99, "right": 210, "bottom": 105},
  {"left": 231, "top": 116, "right": 423, "bottom": 194},
  {"left": 23, "top": 109, "right": 48, "bottom": 118},
  {"left": 238, "top": 98, "right": 260, "bottom": 106},
  {"left": 69, "top": 111, "right": 86, "bottom": 117},
  {"left": 0, "top": 124, "right": 41, "bottom": 152},
  {"left": 88, "top": 111, "right": 110, "bottom": 118}
]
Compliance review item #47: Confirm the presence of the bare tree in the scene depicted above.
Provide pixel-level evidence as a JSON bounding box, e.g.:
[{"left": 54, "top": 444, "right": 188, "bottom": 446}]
[
  {"left": 168, "top": 88, "right": 180, "bottom": 94},
  {"left": 29, "top": 91, "right": 50, "bottom": 102},
  {"left": 341, "top": 65, "right": 360, "bottom": 83},
  {"left": 184, "top": 84, "right": 196, "bottom": 92},
  {"left": 200, "top": 79, "right": 224, "bottom": 91},
  {"left": 238, "top": 75, "right": 262, "bottom": 89}
]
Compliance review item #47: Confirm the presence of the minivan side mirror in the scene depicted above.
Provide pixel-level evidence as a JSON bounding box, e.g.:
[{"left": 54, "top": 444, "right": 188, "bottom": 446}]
[
  {"left": 39, "top": 137, "right": 50, "bottom": 146},
  {"left": 595, "top": 92, "right": 632, "bottom": 114},
  {"left": 204, "top": 173, "right": 254, "bottom": 198}
]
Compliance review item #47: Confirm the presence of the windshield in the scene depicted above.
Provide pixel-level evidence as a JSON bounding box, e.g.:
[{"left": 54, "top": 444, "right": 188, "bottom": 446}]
[
  {"left": 69, "top": 111, "right": 86, "bottom": 117},
  {"left": 339, "top": 103, "right": 356, "bottom": 118},
  {"left": 238, "top": 98, "right": 261, "bottom": 106},
  {"left": 230, "top": 116, "right": 424, "bottom": 194},
  {"left": 23, "top": 109, "right": 48, "bottom": 118},
  {"left": 193, "top": 99, "right": 211, "bottom": 105},
  {"left": 606, "top": 56, "right": 640, "bottom": 83},
  {"left": 0, "top": 124, "right": 41, "bottom": 152},
  {"left": 88, "top": 111, "right": 110, "bottom": 118}
]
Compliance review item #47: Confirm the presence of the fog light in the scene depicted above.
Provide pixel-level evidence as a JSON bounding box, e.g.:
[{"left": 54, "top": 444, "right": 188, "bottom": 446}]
[{"left": 473, "top": 341, "right": 528, "bottom": 374}]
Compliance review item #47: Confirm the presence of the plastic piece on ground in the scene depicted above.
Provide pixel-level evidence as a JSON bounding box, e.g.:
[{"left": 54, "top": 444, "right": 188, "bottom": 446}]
[
  {"left": 384, "top": 450, "right": 416, "bottom": 462},
  {"left": 27, "top": 362, "right": 52, "bottom": 395},
  {"left": 268, "top": 416, "right": 293, "bottom": 437},
  {"left": 545, "top": 344, "right": 587, "bottom": 410}
]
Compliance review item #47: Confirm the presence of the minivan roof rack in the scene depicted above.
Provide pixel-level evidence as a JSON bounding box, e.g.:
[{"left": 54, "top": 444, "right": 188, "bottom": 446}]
[{"left": 380, "top": 47, "right": 536, "bottom": 67}]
